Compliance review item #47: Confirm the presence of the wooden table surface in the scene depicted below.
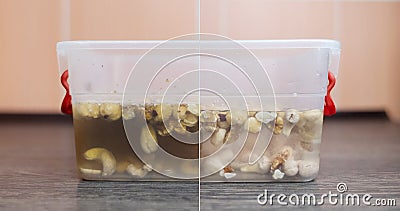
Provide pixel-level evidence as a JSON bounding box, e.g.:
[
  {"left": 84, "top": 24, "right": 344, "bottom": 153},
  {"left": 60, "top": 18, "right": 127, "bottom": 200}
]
[{"left": 0, "top": 115, "right": 399, "bottom": 210}]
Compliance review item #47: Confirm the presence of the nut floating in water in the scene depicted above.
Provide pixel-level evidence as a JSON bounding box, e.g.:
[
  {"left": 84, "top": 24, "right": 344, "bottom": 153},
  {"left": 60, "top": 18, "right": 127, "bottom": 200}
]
[
  {"left": 210, "top": 128, "right": 227, "bottom": 147},
  {"left": 126, "top": 164, "right": 152, "bottom": 178},
  {"left": 75, "top": 103, "right": 100, "bottom": 118},
  {"left": 122, "top": 105, "right": 136, "bottom": 120},
  {"left": 140, "top": 125, "right": 158, "bottom": 154},
  {"left": 282, "top": 109, "right": 300, "bottom": 137},
  {"left": 83, "top": 147, "right": 116, "bottom": 176},
  {"left": 100, "top": 103, "right": 122, "bottom": 121},
  {"left": 79, "top": 168, "right": 102, "bottom": 175},
  {"left": 244, "top": 117, "right": 262, "bottom": 133},
  {"left": 273, "top": 116, "right": 284, "bottom": 135}
]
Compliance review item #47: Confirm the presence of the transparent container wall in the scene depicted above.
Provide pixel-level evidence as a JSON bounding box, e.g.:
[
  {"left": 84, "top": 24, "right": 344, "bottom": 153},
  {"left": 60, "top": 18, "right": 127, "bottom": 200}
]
[{"left": 57, "top": 40, "right": 340, "bottom": 181}]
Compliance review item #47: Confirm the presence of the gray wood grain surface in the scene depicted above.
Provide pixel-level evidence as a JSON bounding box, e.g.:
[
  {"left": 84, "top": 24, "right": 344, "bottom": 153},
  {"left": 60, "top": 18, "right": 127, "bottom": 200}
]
[{"left": 0, "top": 115, "right": 399, "bottom": 210}]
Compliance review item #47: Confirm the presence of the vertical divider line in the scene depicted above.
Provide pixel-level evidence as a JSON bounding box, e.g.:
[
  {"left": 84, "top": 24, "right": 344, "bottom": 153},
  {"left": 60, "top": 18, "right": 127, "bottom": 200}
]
[{"left": 197, "top": 0, "right": 201, "bottom": 210}]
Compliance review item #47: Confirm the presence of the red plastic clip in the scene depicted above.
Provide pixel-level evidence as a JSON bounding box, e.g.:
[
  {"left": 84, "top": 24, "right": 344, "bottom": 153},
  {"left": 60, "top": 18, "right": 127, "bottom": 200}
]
[
  {"left": 324, "top": 71, "right": 336, "bottom": 116},
  {"left": 61, "top": 70, "right": 73, "bottom": 115}
]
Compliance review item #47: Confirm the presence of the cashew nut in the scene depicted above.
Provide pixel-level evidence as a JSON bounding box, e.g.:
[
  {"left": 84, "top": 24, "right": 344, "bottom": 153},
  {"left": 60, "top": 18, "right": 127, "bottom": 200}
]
[
  {"left": 282, "top": 109, "right": 300, "bottom": 137},
  {"left": 244, "top": 117, "right": 262, "bottom": 133},
  {"left": 75, "top": 103, "right": 100, "bottom": 118},
  {"left": 140, "top": 125, "right": 158, "bottom": 154},
  {"left": 122, "top": 105, "right": 136, "bottom": 120},
  {"left": 210, "top": 128, "right": 227, "bottom": 147},
  {"left": 126, "top": 164, "right": 152, "bottom": 178},
  {"left": 100, "top": 103, "right": 122, "bottom": 121},
  {"left": 83, "top": 147, "right": 116, "bottom": 176},
  {"left": 79, "top": 168, "right": 102, "bottom": 175}
]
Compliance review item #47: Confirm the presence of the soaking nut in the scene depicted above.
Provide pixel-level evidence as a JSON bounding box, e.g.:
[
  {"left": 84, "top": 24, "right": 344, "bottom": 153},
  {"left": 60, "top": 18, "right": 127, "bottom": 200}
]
[
  {"left": 100, "top": 103, "right": 122, "bottom": 121},
  {"left": 140, "top": 125, "right": 158, "bottom": 154},
  {"left": 79, "top": 168, "right": 102, "bottom": 175},
  {"left": 83, "top": 147, "right": 116, "bottom": 176},
  {"left": 75, "top": 103, "right": 100, "bottom": 118},
  {"left": 244, "top": 117, "right": 262, "bottom": 133},
  {"left": 282, "top": 109, "right": 300, "bottom": 136},
  {"left": 126, "top": 164, "right": 152, "bottom": 178},
  {"left": 210, "top": 128, "right": 227, "bottom": 147},
  {"left": 122, "top": 105, "right": 136, "bottom": 120}
]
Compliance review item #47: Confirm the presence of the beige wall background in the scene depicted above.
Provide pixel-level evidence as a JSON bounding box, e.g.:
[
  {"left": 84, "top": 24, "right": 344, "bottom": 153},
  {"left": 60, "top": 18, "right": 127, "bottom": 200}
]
[{"left": 0, "top": 0, "right": 399, "bottom": 121}]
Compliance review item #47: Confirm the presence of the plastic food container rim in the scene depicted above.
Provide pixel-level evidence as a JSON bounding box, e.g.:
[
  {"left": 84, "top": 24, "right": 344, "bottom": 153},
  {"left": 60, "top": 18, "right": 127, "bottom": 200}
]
[{"left": 57, "top": 39, "right": 341, "bottom": 50}]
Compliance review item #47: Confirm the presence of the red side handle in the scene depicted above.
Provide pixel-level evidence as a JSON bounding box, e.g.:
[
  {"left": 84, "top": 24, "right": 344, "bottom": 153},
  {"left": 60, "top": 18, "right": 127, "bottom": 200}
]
[
  {"left": 324, "top": 71, "right": 336, "bottom": 116},
  {"left": 61, "top": 70, "right": 73, "bottom": 115}
]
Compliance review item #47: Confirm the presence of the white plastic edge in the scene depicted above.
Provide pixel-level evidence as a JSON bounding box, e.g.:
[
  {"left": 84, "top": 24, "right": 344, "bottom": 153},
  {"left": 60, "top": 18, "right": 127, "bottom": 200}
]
[{"left": 56, "top": 39, "right": 341, "bottom": 50}]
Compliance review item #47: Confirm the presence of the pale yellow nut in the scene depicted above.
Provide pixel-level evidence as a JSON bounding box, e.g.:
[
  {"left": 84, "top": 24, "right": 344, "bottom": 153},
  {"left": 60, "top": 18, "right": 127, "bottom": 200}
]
[
  {"left": 210, "top": 128, "right": 227, "bottom": 147},
  {"left": 140, "top": 125, "right": 158, "bottom": 154},
  {"left": 282, "top": 109, "right": 300, "bottom": 137},
  {"left": 100, "top": 103, "right": 121, "bottom": 121},
  {"left": 79, "top": 168, "right": 102, "bottom": 175},
  {"left": 126, "top": 164, "right": 152, "bottom": 178},
  {"left": 273, "top": 116, "right": 284, "bottom": 135},
  {"left": 244, "top": 117, "right": 262, "bottom": 133},
  {"left": 122, "top": 105, "right": 136, "bottom": 120},
  {"left": 83, "top": 147, "right": 116, "bottom": 176},
  {"left": 75, "top": 103, "right": 100, "bottom": 118},
  {"left": 302, "top": 109, "right": 323, "bottom": 122}
]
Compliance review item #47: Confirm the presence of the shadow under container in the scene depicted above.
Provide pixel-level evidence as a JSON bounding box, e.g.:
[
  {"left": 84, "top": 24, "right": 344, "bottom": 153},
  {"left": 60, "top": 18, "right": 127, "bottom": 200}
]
[{"left": 57, "top": 39, "right": 341, "bottom": 182}]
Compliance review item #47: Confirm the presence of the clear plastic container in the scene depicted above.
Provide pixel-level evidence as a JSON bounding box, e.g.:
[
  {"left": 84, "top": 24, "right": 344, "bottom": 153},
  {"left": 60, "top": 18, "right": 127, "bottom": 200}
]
[{"left": 57, "top": 37, "right": 340, "bottom": 182}]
